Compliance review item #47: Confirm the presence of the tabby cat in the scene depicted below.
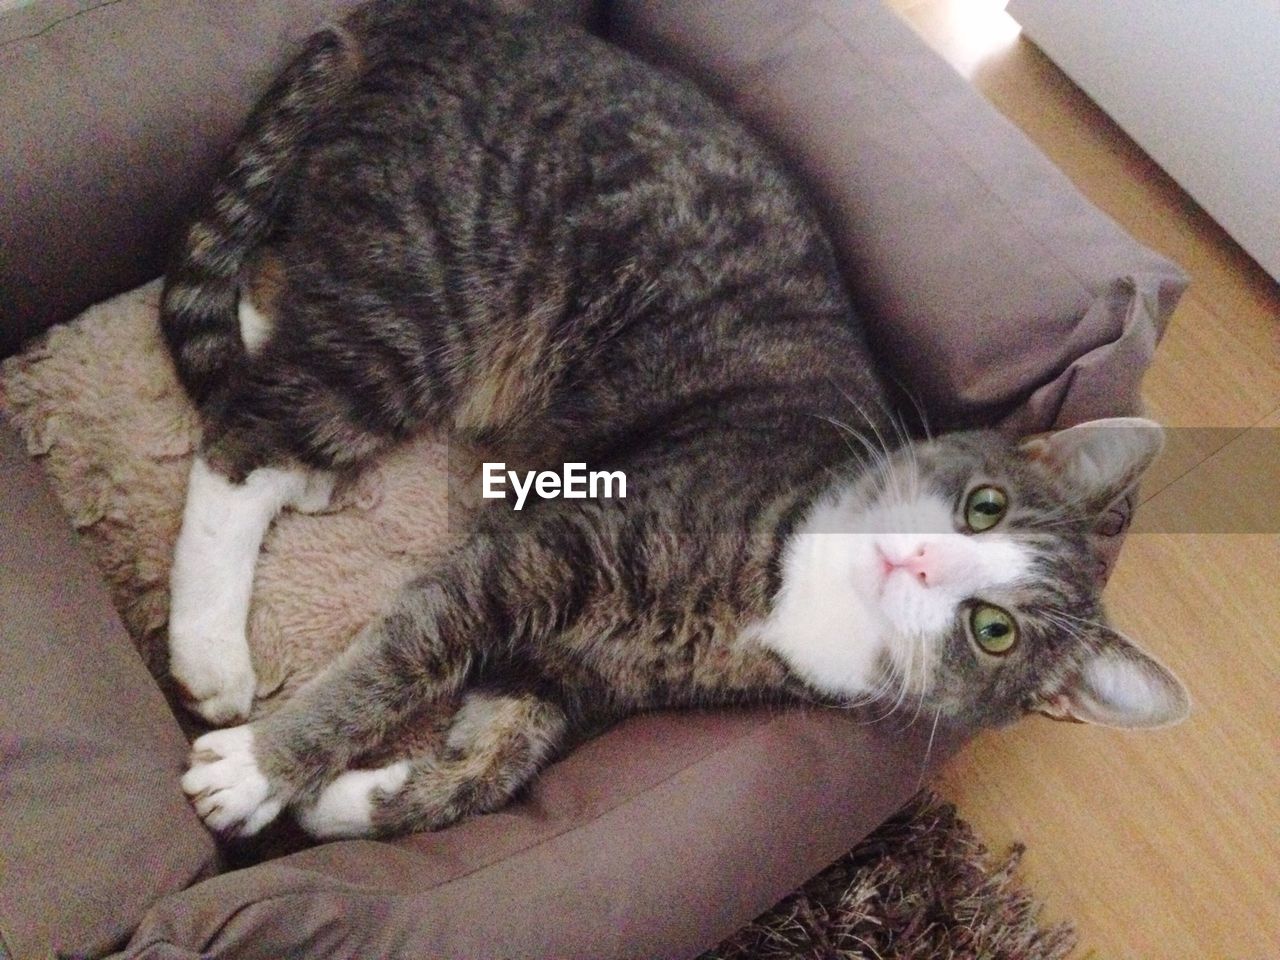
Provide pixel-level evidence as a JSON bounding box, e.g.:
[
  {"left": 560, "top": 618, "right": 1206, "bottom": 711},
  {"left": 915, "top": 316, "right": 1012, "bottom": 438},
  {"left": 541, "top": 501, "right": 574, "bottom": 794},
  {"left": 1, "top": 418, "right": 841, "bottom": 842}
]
[{"left": 167, "top": 0, "right": 1188, "bottom": 840}]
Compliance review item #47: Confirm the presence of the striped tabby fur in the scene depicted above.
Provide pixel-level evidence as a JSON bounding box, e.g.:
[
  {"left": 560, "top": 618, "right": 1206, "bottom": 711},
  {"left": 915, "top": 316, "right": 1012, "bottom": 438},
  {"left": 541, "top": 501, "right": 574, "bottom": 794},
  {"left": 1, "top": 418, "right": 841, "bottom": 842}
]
[{"left": 168, "top": 0, "right": 1187, "bottom": 841}]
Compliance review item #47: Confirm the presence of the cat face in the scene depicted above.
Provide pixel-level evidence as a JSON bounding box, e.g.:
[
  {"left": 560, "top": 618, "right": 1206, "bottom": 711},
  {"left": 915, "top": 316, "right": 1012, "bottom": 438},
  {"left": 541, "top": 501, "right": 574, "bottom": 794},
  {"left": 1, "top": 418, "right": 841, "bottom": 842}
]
[{"left": 767, "top": 417, "right": 1189, "bottom": 731}]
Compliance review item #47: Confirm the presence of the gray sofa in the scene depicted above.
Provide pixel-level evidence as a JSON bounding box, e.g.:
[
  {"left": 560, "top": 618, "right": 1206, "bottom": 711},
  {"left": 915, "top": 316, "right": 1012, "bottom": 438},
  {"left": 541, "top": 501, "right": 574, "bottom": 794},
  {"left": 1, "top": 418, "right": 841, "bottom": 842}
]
[{"left": 0, "top": 1, "right": 1185, "bottom": 957}]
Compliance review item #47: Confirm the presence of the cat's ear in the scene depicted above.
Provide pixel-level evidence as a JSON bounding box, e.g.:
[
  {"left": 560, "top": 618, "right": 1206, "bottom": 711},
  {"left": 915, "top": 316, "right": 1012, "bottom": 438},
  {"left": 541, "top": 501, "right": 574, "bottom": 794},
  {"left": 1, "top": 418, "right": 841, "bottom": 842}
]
[
  {"left": 1021, "top": 417, "right": 1164, "bottom": 514},
  {"left": 1036, "top": 630, "right": 1190, "bottom": 728}
]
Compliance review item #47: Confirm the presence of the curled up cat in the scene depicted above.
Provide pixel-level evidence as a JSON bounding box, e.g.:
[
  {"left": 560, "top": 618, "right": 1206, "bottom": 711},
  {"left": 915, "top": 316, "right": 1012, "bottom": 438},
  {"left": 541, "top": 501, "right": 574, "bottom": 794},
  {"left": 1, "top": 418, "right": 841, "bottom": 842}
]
[{"left": 165, "top": 0, "right": 1189, "bottom": 842}]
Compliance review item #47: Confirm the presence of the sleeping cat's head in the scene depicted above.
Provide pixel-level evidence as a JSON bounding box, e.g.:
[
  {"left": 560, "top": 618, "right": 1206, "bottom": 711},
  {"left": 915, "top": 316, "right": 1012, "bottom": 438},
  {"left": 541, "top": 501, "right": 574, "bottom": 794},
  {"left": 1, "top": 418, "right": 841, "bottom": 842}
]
[{"left": 770, "top": 416, "right": 1189, "bottom": 731}]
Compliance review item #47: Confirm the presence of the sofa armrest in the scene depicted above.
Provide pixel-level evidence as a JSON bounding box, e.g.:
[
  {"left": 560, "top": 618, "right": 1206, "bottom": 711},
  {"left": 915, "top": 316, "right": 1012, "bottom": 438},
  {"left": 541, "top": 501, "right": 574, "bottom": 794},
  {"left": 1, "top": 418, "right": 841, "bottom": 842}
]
[
  {"left": 0, "top": 420, "right": 218, "bottom": 960},
  {"left": 113, "top": 709, "right": 958, "bottom": 960}
]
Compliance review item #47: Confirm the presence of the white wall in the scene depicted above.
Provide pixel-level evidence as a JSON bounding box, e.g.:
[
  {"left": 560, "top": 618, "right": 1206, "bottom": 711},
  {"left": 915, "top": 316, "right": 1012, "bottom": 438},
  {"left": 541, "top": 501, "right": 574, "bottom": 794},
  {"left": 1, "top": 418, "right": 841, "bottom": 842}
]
[{"left": 1009, "top": 0, "right": 1280, "bottom": 282}]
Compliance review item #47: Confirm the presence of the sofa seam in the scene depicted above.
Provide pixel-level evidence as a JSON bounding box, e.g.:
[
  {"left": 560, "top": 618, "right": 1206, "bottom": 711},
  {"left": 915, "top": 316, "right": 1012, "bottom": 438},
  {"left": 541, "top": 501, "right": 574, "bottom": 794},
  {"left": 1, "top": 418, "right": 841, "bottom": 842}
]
[{"left": 0, "top": 0, "right": 126, "bottom": 49}]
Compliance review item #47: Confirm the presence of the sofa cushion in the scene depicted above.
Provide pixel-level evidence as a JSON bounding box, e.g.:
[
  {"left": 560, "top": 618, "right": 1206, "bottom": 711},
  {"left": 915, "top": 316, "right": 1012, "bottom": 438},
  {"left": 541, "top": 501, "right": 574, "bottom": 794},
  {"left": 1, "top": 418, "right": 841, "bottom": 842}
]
[
  {"left": 0, "top": 281, "right": 469, "bottom": 714},
  {"left": 114, "top": 709, "right": 954, "bottom": 960}
]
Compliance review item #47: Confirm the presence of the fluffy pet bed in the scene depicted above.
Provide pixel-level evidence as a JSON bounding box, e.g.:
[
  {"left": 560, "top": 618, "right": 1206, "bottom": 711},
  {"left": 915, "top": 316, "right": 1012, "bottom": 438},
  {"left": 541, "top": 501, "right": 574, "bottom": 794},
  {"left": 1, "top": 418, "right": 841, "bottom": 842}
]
[{"left": 0, "top": 281, "right": 476, "bottom": 735}]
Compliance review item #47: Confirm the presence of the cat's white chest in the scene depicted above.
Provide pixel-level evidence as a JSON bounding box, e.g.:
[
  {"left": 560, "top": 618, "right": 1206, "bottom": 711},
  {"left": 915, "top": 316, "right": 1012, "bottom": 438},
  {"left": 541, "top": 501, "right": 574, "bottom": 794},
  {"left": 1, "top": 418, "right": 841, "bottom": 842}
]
[{"left": 749, "top": 531, "right": 887, "bottom": 698}]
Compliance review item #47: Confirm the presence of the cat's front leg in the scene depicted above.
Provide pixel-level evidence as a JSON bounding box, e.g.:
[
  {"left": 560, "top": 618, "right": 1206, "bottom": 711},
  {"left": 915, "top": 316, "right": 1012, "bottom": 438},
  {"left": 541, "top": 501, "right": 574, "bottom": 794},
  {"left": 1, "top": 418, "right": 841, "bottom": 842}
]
[
  {"left": 181, "top": 557, "right": 488, "bottom": 837},
  {"left": 169, "top": 457, "right": 335, "bottom": 725},
  {"left": 296, "top": 689, "right": 569, "bottom": 838}
]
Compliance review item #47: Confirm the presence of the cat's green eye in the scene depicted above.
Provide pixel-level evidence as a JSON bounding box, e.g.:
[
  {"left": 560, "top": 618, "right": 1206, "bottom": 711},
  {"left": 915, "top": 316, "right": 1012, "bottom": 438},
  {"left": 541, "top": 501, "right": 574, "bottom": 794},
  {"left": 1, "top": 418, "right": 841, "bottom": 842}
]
[
  {"left": 964, "top": 485, "right": 1008, "bottom": 532},
  {"left": 970, "top": 604, "right": 1018, "bottom": 655}
]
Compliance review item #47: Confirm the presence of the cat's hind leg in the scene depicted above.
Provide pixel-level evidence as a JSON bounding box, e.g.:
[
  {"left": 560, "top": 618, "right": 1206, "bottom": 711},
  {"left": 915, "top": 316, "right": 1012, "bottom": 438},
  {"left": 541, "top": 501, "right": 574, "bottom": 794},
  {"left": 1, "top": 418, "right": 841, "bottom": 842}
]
[
  {"left": 296, "top": 690, "right": 568, "bottom": 839},
  {"left": 169, "top": 456, "right": 333, "bottom": 725}
]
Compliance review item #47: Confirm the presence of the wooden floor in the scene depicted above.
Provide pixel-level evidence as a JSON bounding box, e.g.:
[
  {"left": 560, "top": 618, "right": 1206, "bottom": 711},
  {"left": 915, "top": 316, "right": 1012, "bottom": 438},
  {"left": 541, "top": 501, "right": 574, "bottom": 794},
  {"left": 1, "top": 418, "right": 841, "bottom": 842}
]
[{"left": 885, "top": 1, "right": 1280, "bottom": 957}]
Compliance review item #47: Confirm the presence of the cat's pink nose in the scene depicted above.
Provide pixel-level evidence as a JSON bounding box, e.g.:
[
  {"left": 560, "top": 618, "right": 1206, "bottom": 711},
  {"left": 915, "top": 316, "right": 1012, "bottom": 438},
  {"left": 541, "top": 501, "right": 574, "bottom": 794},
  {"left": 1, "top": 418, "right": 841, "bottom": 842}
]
[
  {"left": 878, "top": 544, "right": 937, "bottom": 587},
  {"left": 902, "top": 545, "right": 935, "bottom": 585}
]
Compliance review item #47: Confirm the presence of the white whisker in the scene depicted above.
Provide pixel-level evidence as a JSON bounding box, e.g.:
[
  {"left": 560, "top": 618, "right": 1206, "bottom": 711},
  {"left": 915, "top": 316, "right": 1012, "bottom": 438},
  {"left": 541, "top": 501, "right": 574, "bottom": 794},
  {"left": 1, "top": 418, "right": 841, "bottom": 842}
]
[{"left": 915, "top": 706, "right": 943, "bottom": 792}]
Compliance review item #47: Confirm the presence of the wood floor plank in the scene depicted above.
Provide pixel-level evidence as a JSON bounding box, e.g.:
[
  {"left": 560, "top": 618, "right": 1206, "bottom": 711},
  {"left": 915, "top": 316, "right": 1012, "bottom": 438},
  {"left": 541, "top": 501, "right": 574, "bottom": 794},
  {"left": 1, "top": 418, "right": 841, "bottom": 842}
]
[
  {"left": 1136, "top": 408, "right": 1280, "bottom": 534},
  {"left": 1136, "top": 293, "right": 1279, "bottom": 496},
  {"left": 1141, "top": 295, "right": 1280, "bottom": 428}
]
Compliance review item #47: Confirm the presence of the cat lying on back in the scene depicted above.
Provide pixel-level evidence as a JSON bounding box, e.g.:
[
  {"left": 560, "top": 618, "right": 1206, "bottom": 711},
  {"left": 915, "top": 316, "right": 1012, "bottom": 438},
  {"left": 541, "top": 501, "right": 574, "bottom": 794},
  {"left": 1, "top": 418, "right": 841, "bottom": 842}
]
[{"left": 168, "top": 0, "right": 1188, "bottom": 841}]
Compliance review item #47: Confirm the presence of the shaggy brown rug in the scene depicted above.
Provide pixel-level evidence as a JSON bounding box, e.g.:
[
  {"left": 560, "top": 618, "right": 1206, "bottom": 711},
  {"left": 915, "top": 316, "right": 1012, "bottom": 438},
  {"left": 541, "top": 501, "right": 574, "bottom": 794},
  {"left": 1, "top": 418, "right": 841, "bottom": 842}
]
[{"left": 704, "top": 792, "right": 1076, "bottom": 960}]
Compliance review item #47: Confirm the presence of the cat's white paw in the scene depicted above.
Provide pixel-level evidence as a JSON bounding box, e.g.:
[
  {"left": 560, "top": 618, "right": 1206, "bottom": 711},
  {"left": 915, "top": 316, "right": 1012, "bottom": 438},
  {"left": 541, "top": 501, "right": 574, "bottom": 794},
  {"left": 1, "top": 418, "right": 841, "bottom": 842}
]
[
  {"left": 169, "top": 629, "right": 257, "bottom": 726},
  {"left": 295, "top": 761, "right": 412, "bottom": 840},
  {"left": 182, "top": 726, "right": 283, "bottom": 837}
]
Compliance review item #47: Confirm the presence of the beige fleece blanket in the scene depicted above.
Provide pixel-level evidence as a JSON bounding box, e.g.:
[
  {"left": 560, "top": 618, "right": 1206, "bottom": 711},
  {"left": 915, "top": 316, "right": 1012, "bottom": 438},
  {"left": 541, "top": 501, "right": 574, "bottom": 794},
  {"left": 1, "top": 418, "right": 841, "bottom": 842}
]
[{"left": 0, "top": 280, "right": 476, "bottom": 728}]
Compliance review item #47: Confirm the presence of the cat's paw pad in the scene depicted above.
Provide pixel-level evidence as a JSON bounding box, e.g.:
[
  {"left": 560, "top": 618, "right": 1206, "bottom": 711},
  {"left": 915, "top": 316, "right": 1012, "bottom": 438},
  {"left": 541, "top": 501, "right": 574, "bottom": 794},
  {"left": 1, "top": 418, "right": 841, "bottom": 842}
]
[
  {"left": 169, "top": 630, "right": 257, "bottom": 726},
  {"left": 295, "top": 761, "right": 411, "bottom": 840},
  {"left": 182, "top": 726, "right": 283, "bottom": 837}
]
